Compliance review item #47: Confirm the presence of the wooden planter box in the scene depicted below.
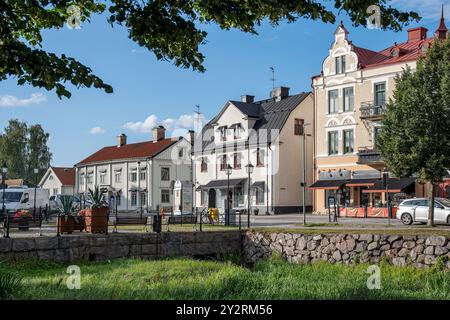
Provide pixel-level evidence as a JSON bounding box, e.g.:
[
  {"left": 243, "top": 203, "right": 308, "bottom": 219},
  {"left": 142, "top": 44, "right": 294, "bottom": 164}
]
[
  {"left": 83, "top": 207, "right": 108, "bottom": 234},
  {"left": 57, "top": 216, "right": 75, "bottom": 234}
]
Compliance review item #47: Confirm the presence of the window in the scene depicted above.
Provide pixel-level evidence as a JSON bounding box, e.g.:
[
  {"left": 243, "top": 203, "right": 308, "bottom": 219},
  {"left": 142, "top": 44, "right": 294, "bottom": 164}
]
[
  {"left": 219, "top": 126, "right": 227, "bottom": 141},
  {"left": 220, "top": 155, "right": 227, "bottom": 171},
  {"left": 201, "top": 190, "right": 208, "bottom": 206},
  {"left": 129, "top": 170, "right": 137, "bottom": 182},
  {"left": 255, "top": 186, "right": 265, "bottom": 205},
  {"left": 374, "top": 127, "right": 382, "bottom": 149},
  {"left": 201, "top": 158, "right": 208, "bottom": 172},
  {"left": 343, "top": 129, "right": 354, "bottom": 154},
  {"left": 328, "top": 90, "right": 338, "bottom": 114},
  {"left": 233, "top": 153, "right": 241, "bottom": 169},
  {"left": 178, "top": 148, "right": 184, "bottom": 158},
  {"left": 114, "top": 171, "right": 121, "bottom": 183},
  {"left": 161, "top": 189, "right": 170, "bottom": 203},
  {"left": 233, "top": 124, "right": 242, "bottom": 139},
  {"left": 131, "top": 192, "right": 137, "bottom": 206},
  {"left": 87, "top": 173, "right": 93, "bottom": 184},
  {"left": 99, "top": 171, "right": 106, "bottom": 184},
  {"left": 49, "top": 175, "right": 54, "bottom": 181},
  {"left": 140, "top": 169, "right": 146, "bottom": 181},
  {"left": 374, "top": 82, "right": 386, "bottom": 106},
  {"left": 116, "top": 195, "right": 121, "bottom": 206},
  {"left": 335, "top": 55, "right": 346, "bottom": 74},
  {"left": 79, "top": 174, "right": 85, "bottom": 185},
  {"left": 343, "top": 87, "right": 354, "bottom": 112},
  {"left": 328, "top": 131, "right": 339, "bottom": 155},
  {"left": 140, "top": 192, "right": 146, "bottom": 206},
  {"left": 52, "top": 188, "right": 58, "bottom": 196},
  {"left": 294, "top": 119, "right": 304, "bottom": 135},
  {"left": 161, "top": 167, "right": 170, "bottom": 181},
  {"left": 256, "top": 148, "right": 265, "bottom": 167}
]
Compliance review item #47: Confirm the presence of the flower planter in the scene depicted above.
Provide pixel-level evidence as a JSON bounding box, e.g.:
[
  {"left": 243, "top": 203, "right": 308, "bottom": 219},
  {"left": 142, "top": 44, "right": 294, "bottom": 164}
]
[
  {"left": 73, "top": 216, "right": 85, "bottom": 232},
  {"left": 83, "top": 207, "right": 108, "bottom": 234},
  {"left": 57, "top": 216, "right": 74, "bottom": 234},
  {"left": 17, "top": 220, "right": 29, "bottom": 231}
]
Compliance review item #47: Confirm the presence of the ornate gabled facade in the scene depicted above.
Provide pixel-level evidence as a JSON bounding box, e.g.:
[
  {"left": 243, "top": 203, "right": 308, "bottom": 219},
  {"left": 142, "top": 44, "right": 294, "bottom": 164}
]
[{"left": 311, "top": 15, "right": 448, "bottom": 214}]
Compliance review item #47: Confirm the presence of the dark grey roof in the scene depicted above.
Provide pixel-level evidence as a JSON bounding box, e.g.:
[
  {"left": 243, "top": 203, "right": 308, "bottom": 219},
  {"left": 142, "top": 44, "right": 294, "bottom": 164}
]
[{"left": 197, "top": 92, "right": 311, "bottom": 152}]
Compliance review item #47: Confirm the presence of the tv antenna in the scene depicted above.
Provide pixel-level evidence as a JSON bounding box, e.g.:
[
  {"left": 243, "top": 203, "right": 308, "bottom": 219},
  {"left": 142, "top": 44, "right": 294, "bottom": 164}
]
[{"left": 269, "top": 66, "right": 276, "bottom": 89}]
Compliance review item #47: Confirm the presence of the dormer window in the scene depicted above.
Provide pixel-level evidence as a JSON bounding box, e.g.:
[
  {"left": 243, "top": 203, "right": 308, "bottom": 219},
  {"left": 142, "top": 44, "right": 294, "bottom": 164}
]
[
  {"left": 335, "top": 55, "right": 346, "bottom": 74},
  {"left": 391, "top": 48, "right": 398, "bottom": 57}
]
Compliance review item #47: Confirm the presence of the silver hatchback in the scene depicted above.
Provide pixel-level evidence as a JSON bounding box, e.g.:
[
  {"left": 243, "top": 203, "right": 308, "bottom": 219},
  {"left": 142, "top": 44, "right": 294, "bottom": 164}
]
[{"left": 396, "top": 198, "right": 450, "bottom": 225}]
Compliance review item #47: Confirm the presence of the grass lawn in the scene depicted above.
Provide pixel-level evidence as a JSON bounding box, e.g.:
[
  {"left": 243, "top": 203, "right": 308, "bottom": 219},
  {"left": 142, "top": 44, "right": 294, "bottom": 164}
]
[{"left": 1, "top": 256, "right": 449, "bottom": 300}]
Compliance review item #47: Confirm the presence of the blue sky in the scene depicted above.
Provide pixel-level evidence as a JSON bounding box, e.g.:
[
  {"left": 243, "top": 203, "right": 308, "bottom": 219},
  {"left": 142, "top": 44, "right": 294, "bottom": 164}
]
[{"left": 0, "top": 1, "right": 448, "bottom": 166}]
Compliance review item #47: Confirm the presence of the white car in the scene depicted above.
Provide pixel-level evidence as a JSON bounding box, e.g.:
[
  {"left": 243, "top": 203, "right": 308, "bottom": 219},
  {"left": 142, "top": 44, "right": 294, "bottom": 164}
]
[
  {"left": 0, "top": 186, "right": 49, "bottom": 217},
  {"left": 396, "top": 197, "right": 450, "bottom": 225}
]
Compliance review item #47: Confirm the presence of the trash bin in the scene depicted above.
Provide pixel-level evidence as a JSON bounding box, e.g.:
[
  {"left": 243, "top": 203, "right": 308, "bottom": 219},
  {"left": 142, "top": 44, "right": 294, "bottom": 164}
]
[
  {"left": 253, "top": 208, "right": 259, "bottom": 216},
  {"left": 152, "top": 215, "right": 162, "bottom": 233}
]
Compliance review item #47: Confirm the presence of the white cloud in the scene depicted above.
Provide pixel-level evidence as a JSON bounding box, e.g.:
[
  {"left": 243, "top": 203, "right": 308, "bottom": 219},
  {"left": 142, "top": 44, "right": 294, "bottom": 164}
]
[
  {"left": 89, "top": 126, "right": 106, "bottom": 135},
  {"left": 123, "top": 114, "right": 198, "bottom": 134},
  {"left": 0, "top": 93, "right": 47, "bottom": 107}
]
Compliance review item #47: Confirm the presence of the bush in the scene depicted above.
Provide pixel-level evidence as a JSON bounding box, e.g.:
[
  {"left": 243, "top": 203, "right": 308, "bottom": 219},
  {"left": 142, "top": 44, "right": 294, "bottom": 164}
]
[{"left": 0, "top": 272, "right": 23, "bottom": 299}]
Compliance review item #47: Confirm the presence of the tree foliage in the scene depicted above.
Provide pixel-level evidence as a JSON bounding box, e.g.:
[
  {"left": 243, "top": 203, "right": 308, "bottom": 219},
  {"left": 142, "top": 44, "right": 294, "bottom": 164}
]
[
  {"left": 0, "top": 0, "right": 420, "bottom": 98},
  {"left": 377, "top": 38, "right": 450, "bottom": 226},
  {"left": 0, "top": 119, "right": 52, "bottom": 183}
]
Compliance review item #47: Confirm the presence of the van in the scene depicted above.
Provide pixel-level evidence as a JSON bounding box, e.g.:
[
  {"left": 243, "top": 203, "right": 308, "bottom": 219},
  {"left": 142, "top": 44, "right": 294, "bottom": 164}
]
[{"left": 0, "top": 186, "right": 49, "bottom": 217}]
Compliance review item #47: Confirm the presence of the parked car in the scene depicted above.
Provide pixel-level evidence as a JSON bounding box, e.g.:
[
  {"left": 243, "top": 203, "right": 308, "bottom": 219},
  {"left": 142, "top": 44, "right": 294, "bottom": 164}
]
[
  {"left": 0, "top": 186, "right": 49, "bottom": 219},
  {"left": 396, "top": 197, "right": 450, "bottom": 225},
  {"left": 49, "top": 194, "right": 93, "bottom": 214}
]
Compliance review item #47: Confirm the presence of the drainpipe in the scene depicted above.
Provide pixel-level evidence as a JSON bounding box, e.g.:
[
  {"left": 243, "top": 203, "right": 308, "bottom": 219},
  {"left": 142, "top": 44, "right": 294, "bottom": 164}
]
[{"left": 266, "top": 142, "right": 270, "bottom": 215}]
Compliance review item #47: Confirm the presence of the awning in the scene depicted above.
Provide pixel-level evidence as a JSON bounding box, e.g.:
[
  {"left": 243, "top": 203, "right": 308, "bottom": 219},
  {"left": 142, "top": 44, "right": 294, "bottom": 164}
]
[
  {"left": 252, "top": 181, "right": 265, "bottom": 189},
  {"left": 308, "top": 180, "right": 347, "bottom": 190},
  {"left": 201, "top": 178, "right": 246, "bottom": 189},
  {"left": 345, "top": 178, "right": 379, "bottom": 187},
  {"left": 362, "top": 178, "right": 416, "bottom": 193}
]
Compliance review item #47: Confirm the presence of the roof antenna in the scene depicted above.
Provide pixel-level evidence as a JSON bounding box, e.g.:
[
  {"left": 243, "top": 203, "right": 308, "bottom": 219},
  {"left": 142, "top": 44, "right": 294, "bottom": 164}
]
[{"left": 269, "top": 66, "right": 276, "bottom": 90}]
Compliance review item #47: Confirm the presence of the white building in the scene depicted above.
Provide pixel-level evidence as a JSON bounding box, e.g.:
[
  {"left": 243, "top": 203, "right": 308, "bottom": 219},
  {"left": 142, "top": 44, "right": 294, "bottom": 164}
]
[
  {"left": 193, "top": 87, "right": 314, "bottom": 215},
  {"left": 74, "top": 126, "right": 192, "bottom": 213},
  {"left": 39, "top": 167, "right": 76, "bottom": 196}
]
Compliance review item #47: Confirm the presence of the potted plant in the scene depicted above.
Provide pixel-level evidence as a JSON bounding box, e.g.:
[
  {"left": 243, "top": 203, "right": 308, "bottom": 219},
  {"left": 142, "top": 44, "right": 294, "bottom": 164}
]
[
  {"left": 84, "top": 187, "right": 108, "bottom": 233},
  {"left": 13, "top": 210, "right": 32, "bottom": 231},
  {"left": 57, "top": 196, "right": 77, "bottom": 234}
]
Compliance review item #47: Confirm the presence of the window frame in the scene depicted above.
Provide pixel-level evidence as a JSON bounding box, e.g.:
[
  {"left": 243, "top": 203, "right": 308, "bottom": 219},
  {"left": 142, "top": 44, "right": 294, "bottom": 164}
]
[
  {"left": 343, "top": 129, "right": 354, "bottom": 154},
  {"left": 161, "top": 189, "right": 170, "bottom": 203},
  {"left": 328, "top": 131, "right": 339, "bottom": 155},
  {"left": 374, "top": 82, "right": 386, "bottom": 106},
  {"left": 343, "top": 87, "right": 354, "bottom": 112},
  {"left": 294, "top": 118, "right": 304, "bottom": 135},
  {"left": 161, "top": 167, "right": 170, "bottom": 181},
  {"left": 328, "top": 89, "right": 339, "bottom": 114}
]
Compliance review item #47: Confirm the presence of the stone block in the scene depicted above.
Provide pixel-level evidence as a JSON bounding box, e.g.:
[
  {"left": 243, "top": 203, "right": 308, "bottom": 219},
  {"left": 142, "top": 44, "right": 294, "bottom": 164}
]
[
  {"left": 425, "top": 236, "right": 447, "bottom": 247},
  {"left": 35, "top": 237, "right": 59, "bottom": 250},
  {"left": 12, "top": 238, "right": 35, "bottom": 252}
]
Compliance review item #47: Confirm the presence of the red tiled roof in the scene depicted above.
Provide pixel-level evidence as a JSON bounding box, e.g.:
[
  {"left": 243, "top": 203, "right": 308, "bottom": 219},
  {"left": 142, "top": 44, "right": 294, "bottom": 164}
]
[
  {"left": 52, "top": 167, "right": 75, "bottom": 186},
  {"left": 77, "top": 138, "right": 177, "bottom": 165}
]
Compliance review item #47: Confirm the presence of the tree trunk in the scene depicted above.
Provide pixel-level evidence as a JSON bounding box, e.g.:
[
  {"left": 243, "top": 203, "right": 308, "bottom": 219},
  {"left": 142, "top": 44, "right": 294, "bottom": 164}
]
[{"left": 427, "top": 182, "right": 435, "bottom": 227}]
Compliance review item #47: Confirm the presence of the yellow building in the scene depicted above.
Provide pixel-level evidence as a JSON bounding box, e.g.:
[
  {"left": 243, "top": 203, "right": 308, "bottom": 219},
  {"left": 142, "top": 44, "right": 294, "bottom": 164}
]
[{"left": 310, "top": 15, "right": 448, "bottom": 216}]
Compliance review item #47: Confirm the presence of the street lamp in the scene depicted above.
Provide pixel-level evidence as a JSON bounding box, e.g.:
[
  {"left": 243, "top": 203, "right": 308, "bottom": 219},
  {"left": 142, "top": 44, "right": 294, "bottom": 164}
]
[
  {"left": 245, "top": 163, "right": 254, "bottom": 229},
  {"left": 225, "top": 164, "right": 233, "bottom": 226},
  {"left": 2, "top": 163, "right": 8, "bottom": 238},
  {"left": 382, "top": 169, "right": 390, "bottom": 225},
  {"left": 33, "top": 168, "right": 39, "bottom": 218}
]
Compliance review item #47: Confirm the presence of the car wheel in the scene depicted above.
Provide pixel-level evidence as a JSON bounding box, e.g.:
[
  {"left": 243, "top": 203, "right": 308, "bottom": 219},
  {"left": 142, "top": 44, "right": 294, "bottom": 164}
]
[{"left": 401, "top": 213, "right": 413, "bottom": 225}]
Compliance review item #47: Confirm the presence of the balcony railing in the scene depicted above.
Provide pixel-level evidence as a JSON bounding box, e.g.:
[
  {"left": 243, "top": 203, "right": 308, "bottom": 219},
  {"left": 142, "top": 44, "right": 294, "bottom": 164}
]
[
  {"left": 360, "top": 101, "right": 387, "bottom": 120},
  {"left": 357, "top": 147, "right": 383, "bottom": 165}
]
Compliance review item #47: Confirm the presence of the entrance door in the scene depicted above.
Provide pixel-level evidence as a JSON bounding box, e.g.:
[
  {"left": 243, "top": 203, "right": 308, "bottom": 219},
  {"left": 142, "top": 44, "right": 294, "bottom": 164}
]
[{"left": 208, "top": 189, "right": 216, "bottom": 208}]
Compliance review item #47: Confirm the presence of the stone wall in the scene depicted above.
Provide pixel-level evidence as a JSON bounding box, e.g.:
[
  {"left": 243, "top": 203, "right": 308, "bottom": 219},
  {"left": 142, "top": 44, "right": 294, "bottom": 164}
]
[
  {"left": 0, "top": 231, "right": 242, "bottom": 262},
  {"left": 243, "top": 232, "right": 450, "bottom": 269}
]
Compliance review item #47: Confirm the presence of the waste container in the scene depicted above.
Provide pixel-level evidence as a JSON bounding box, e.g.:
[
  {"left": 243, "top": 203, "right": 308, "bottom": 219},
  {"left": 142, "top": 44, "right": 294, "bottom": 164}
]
[{"left": 152, "top": 215, "right": 162, "bottom": 233}]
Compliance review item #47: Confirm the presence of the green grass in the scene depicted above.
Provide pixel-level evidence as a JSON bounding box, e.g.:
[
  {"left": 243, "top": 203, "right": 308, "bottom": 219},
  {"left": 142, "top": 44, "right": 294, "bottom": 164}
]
[{"left": 0, "top": 256, "right": 449, "bottom": 300}]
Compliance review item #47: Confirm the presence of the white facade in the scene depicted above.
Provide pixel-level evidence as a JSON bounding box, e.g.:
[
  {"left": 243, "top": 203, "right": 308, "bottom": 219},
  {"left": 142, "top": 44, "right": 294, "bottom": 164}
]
[
  {"left": 193, "top": 90, "right": 314, "bottom": 214},
  {"left": 39, "top": 167, "right": 75, "bottom": 196},
  {"left": 74, "top": 137, "right": 192, "bottom": 213}
]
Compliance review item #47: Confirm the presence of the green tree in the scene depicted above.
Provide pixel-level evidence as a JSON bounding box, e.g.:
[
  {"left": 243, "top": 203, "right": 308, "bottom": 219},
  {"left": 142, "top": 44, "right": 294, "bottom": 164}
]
[
  {"left": 0, "top": 1, "right": 419, "bottom": 98},
  {"left": 377, "top": 38, "right": 450, "bottom": 227},
  {"left": 0, "top": 119, "right": 52, "bottom": 184}
]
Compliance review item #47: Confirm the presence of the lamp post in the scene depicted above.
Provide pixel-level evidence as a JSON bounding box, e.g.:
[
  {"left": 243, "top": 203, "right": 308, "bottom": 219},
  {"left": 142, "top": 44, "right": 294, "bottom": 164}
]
[
  {"left": 245, "top": 163, "right": 254, "bottom": 229},
  {"left": 225, "top": 164, "right": 233, "bottom": 226},
  {"left": 33, "top": 168, "right": 39, "bottom": 218},
  {"left": 382, "top": 169, "right": 390, "bottom": 225},
  {"left": 2, "top": 163, "right": 8, "bottom": 238}
]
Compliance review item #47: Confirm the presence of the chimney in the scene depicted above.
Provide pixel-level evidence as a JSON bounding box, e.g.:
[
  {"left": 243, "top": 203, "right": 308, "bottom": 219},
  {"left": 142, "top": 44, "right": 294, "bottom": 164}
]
[
  {"left": 117, "top": 133, "right": 127, "bottom": 147},
  {"left": 270, "top": 87, "right": 290, "bottom": 101},
  {"left": 152, "top": 125, "right": 166, "bottom": 142},
  {"left": 188, "top": 130, "right": 195, "bottom": 146},
  {"left": 407, "top": 27, "right": 428, "bottom": 42},
  {"left": 241, "top": 95, "right": 255, "bottom": 103}
]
